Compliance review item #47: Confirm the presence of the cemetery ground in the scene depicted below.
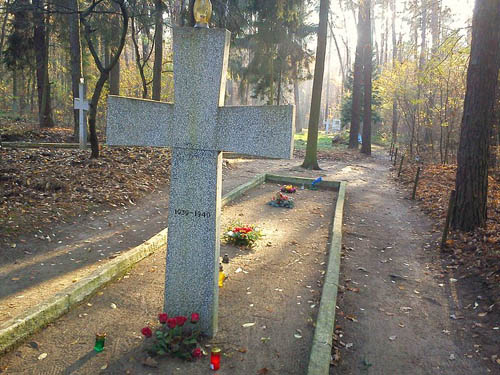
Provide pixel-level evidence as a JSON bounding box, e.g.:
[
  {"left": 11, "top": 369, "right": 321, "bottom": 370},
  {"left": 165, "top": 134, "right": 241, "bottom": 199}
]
[{"left": 0, "top": 127, "right": 498, "bottom": 374}]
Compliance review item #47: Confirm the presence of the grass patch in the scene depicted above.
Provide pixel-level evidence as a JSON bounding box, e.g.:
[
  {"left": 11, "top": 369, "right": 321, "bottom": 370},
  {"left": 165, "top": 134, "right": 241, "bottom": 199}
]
[{"left": 295, "top": 131, "right": 337, "bottom": 151}]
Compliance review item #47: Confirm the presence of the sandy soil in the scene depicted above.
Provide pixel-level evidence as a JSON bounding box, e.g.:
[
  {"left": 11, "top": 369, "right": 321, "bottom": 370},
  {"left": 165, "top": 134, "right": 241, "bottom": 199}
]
[{"left": 0, "top": 181, "right": 336, "bottom": 374}]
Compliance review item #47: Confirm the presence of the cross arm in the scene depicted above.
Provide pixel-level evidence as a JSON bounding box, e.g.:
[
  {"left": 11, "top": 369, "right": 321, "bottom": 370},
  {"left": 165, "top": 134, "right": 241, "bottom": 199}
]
[
  {"left": 74, "top": 98, "right": 89, "bottom": 111},
  {"left": 107, "top": 96, "right": 173, "bottom": 147},
  {"left": 216, "top": 105, "right": 295, "bottom": 159}
]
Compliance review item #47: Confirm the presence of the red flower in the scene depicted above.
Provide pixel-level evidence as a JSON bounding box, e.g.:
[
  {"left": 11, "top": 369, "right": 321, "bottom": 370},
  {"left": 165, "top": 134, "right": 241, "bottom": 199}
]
[
  {"left": 158, "top": 313, "right": 168, "bottom": 324},
  {"left": 191, "top": 313, "right": 200, "bottom": 323},
  {"left": 167, "top": 318, "right": 177, "bottom": 329},
  {"left": 141, "top": 327, "right": 153, "bottom": 338},
  {"left": 175, "top": 316, "right": 188, "bottom": 327},
  {"left": 192, "top": 347, "right": 202, "bottom": 359}
]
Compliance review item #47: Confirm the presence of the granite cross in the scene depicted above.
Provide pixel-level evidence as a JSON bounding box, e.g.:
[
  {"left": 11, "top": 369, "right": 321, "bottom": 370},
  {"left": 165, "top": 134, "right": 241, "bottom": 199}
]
[
  {"left": 106, "top": 27, "right": 294, "bottom": 336},
  {"left": 74, "top": 78, "right": 89, "bottom": 149}
]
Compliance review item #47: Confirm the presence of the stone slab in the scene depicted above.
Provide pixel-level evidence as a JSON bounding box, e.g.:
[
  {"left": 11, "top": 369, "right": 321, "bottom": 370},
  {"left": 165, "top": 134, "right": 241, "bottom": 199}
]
[
  {"left": 171, "top": 28, "right": 229, "bottom": 150},
  {"left": 106, "top": 96, "right": 173, "bottom": 147},
  {"left": 164, "top": 148, "right": 222, "bottom": 336},
  {"left": 217, "top": 105, "right": 295, "bottom": 159}
]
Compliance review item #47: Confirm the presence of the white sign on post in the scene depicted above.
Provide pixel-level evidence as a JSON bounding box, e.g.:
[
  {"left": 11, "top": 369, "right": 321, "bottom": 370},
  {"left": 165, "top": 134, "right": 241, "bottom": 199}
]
[{"left": 74, "top": 78, "right": 89, "bottom": 149}]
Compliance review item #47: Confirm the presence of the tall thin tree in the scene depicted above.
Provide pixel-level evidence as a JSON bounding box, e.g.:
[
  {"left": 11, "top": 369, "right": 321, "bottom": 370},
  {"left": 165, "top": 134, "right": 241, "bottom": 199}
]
[
  {"left": 451, "top": 0, "right": 500, "bottom": 231},
  {"left": 68, "top": 0, "right": 82, "bottom": 138},
  {"left": 302, "top": 0, "right": 330, "bottom": 170},
  {"left": 81, "top": 0, "right": 129, "bottom": 158},
  {"left": 348, "top": 8, "right": 363, "bottom": 149},
  {"left": 33, "top": 0, "right": 54, "bottom": 127},
  {"left": 152, "top": 0, "right": 163, "bottom": 101},
  {"left": 360, "top": 0, "right": 372, "bottom": 155}
]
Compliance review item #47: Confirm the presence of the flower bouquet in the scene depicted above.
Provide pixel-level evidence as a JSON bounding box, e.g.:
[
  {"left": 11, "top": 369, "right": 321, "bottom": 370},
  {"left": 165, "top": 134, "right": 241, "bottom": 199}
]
[
  {"left": 142, "top": 312, "right": 203, "bottom": 361},
  {"left": 280, "top": 185, "right": 297, "bottom": 193},
  {"left": 268, "top": 192, "right": 294, "bottom": 209},
  {"left": 223, "top": 222, "right": 262, "bottom": 247}
]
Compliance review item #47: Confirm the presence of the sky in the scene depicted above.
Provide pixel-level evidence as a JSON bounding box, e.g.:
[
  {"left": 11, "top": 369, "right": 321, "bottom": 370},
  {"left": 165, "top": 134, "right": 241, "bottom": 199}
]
[{"left": 442, "top": 0, "right": 474, "bottom": 26}]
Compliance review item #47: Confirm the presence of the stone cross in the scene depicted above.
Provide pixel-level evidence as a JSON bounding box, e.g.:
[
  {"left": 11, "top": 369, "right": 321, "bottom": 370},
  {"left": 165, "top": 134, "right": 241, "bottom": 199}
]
[
  {"left": 106, "top": 27, "right": 294, "bottom": 336},
  {"left": 74, "top": 78, "right": 89, "bottom": 149}
]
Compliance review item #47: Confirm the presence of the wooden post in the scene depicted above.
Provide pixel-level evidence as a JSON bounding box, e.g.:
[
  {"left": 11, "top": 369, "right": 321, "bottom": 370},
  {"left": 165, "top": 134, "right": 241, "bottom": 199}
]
[
  {"left": 398, "top": 153, "right": 405, "bottom": 177},
  {"left": 441, "top": 190, "right": 456, "bottom": 249},
  {"left": 393, "top": 147, "right": 398, "bottom": 166},
  {"left": 412, "top": 166, "right": 421, "bottom": 200},
  {"left": 389, "top": 141, "right": 394, "bottom": 156}
]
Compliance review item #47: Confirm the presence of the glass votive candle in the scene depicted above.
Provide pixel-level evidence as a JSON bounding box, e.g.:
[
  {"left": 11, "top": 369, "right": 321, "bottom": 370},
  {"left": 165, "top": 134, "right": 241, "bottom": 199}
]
[
  {"left": 210, "top": 347, "right": 221, "bottom": 370},
  {"left": 94, "top": 333, "right": 106, "bottom": 352}
]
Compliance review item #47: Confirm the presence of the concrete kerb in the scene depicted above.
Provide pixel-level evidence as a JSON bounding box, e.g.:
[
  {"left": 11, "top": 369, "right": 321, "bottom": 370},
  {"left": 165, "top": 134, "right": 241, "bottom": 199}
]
[
  {"left": 261, "top": 174, "right": 346, "bottom": 374},
  {"left": 307, "top": 181, "right": 346, "bottom": 375},
  {"left": 0, "top": 176, "right": 262, "bottom": 355}
]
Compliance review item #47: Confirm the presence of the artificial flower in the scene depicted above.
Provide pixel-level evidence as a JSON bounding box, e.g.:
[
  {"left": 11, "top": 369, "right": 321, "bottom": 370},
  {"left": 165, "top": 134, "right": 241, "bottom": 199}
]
[
  {"left": 191, "top": 313, "right": 200, "bottom": 323},
  {"left": 141, "top": 327, "right": 153, "bottom": 338},
  {"left": 158, "top": 313, "right": 168, "bottom": 324}
]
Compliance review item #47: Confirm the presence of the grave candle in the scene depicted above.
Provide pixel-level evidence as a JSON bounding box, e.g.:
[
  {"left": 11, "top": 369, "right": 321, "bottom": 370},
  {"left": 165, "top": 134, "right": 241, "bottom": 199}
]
[
  {"left": 210, "top": 347, "right": 221, "bottom": 370},
  {"left": 94, "top": 333, "right": 106, "bottom": 352}
]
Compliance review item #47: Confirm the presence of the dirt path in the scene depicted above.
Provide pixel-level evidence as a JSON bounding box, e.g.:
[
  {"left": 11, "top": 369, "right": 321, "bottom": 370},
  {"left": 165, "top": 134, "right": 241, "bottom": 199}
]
[{"left": 332, "top": 151, "right": 493, "bottom": 375}]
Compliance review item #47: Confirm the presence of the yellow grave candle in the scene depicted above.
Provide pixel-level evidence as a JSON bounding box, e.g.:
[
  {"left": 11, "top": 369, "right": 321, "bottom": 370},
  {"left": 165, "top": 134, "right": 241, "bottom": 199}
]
[{"left": 194, "top": 0, "right": 212, "bottom": 28}]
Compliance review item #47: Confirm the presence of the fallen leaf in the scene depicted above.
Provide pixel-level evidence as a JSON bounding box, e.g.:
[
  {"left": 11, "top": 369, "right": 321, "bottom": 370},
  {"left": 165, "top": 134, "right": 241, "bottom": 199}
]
[
  {"left": 257, "top": 368, "right": 269, "bottom": 374},
  {"left": 100, "top": 364, "right": 108, "bottom": 370},
  {"left": 237, "top": 347, "right": 248, "bottom": 353},
  {"left": 38, "top": 353, "right": 47, "bottom": 360},
  {"left": 346, "top": 315, "right": 358, "bottom": 322},
  {"left": 389, "top": 336, "right": 397, "bottom": 341},
  {"left": 294, "top": 329, "right": 303, "bottom": 339},
  {"left": 142, "top": 356, "right": 158, "bottom": 368},
  {"left": 242, "top": 322, "right": 255, "bottom": 328},
  {"left": 110, "top": 303, "right": 117, "bottom": 309}
]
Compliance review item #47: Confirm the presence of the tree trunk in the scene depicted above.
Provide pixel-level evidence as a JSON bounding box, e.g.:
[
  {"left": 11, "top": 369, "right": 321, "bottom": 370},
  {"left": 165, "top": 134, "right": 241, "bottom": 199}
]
[
  {"left": 68, "top": 0, "right": 82, "bottom": 138},
  {"left": 33, "top": 0, "right": 54, "bottom": 128},
  {"left": 12, "top": 70, "right": 19, "bottom": 114},
  {"left": 360, "top": 0, "right": 372, "bottom": 155},
  {"left": 293, "top": 71, "right": 302, "bottom": 133},
  {"left": 349, "top": 8, "right": 363, "bottom": 149},
  {"left": 451, "top": 0, "right": 500, "bottom": 231},
  {"left": 0, "top": 0, "right": 10, "bottom": 61},
  {"left": 130, "top": 17, "right": 149, "bottom": 98},
  {"left": 152, "top": 0, "right": 163, "bottom": 101},
  {"left": 109, "top": 58, "right": 120, "bottom": 95},
  {"left": 324, "top": 31, "right": 332, "bottom": 127},
  {"left": 301, "top": 0, "right": 329, "bottom": 170},
  {"left": 391, "top": 0, "right": 398, "bottom": 143},
  {"left": 81, "top": 0, "right": 129, "bottom": 158}
]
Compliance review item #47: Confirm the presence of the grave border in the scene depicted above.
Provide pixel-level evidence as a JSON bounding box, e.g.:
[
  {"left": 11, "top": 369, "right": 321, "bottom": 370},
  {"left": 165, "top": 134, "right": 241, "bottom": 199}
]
[{"left": 0, "top": 174, "right": 346, "bottom": 375}]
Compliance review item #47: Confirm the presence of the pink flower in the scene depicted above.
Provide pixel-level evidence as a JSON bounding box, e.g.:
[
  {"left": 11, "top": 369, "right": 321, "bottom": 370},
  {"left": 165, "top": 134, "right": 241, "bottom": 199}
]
[
  {"left": 175, "top": 316, "right": 188, "bottom": 327},
  {"left": 158, "top": 313, "right": 168, "bottom": 324},
  {"left": 141, "top": 327, "right": 153, "bottom": 338},
  {"left": 192, "top": 347, "right": 202, "bottom": 359},
  {"left": 191, "top": 313, "right": 200, "bottom": 323},
  {"left": 167, "top": 318, "right": 177, "bottom": 329}
]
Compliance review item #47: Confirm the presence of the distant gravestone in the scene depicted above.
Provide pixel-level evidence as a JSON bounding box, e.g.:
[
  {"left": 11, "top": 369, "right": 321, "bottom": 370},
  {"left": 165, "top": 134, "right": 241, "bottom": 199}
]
[
  {"left": 74, "top": 78, "right": 89, "bottom": 149},
  {"left": 106, "top": 27, "right": 294, "bottom": 336},
  {"left": 324, "top": 119, "right": 331, "bottom": 134}
]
